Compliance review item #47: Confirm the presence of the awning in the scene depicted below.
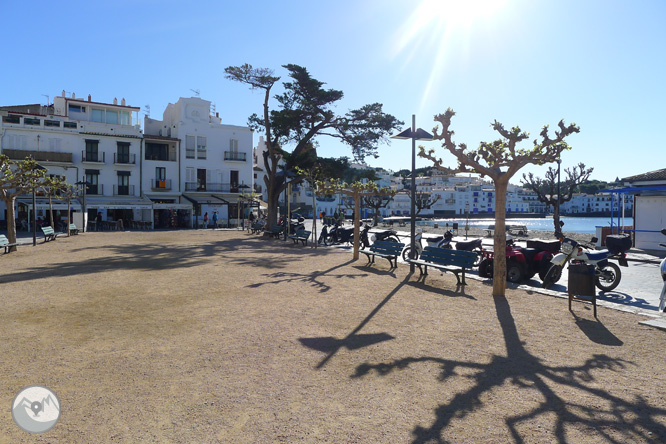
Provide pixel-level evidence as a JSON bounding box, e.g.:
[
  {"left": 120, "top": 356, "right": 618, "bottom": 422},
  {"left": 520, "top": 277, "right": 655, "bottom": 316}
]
[
  {"left": 182, "top": 193, "right": 229, "bottom": 206},
  {"left": 16, "top": 197, "right": 82, "bottom": 211},
  {"left": 145, "top": 195, "right": 193, "bottom": 210},
  {"left": 85, "top": 196, "right": 153, "bottom": 210}
]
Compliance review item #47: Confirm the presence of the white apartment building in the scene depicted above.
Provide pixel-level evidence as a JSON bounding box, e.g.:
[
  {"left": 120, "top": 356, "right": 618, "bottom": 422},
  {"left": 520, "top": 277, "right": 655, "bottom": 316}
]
[
  {"left": 1, "top": 92, "right": 148, "bottom": 230},
  {"left": 144, "top": 97, "right": 253, "bottom": 227}
]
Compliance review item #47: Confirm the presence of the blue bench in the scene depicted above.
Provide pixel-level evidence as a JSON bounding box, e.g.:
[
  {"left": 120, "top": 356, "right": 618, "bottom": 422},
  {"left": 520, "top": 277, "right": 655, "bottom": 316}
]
[
  {"left": 360, "top": 241, "right": 405, "bottom": 269},
  {"left": 265, "top": 224, "right": 284, "bottom": 239},
  {"left": 406, "top": 246, "right": 477, "bottom": 285},
  {"left": 41, "top": 226, "right": 62, "bottom": 242},
  {"left": 289, "top": 229, "right": 311, "bottom": 246},
  {"left": 0, "top": 234, "right": 20, "bottom": 253},
  {"left": 69, "top": 223, "right": 80, "bottom": 235}
]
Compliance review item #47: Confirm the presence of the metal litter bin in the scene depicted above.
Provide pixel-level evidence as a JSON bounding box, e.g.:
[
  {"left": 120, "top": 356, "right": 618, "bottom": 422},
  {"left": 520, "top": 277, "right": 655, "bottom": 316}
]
[{"left": 568, "top": 263, "right": 597, "bottom": 317}]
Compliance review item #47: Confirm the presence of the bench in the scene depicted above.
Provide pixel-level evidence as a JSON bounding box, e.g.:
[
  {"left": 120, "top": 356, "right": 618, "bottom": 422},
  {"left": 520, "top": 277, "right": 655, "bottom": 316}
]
[
  {"left": 406, "top": 246, "right": 477, "bottom": 285},
  {"left": 0, "top": 234, "right": 20, "bottom": 253},
  {"left": 265, "top": 224, "right": 284, "bottom": 239},
  {"left": 41, "top": 226, "right": 61, "bottom": 242},
  {"left": 69, "top": 223, "right": 80, "bottom": 235},
  {"left": 250, "top": 221, "right": 266, "bottom": 234},
  {"left": 360, "top": 241, "right": 405, "bottom": 269},
  {"left": 288, "top": 229, "right": 312, "bottom": 246}
]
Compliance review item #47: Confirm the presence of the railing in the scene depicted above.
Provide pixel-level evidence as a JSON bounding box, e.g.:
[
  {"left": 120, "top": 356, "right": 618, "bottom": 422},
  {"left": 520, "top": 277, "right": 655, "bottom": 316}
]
[
  {"left": 2, "top": 149, "right": 72, "bottom": 163},
  {"left": 224, "top": 151, "right": 247, "bottom": 161},
  {"left": 113, "top": 184, "right": 134, "bottom": 196},
  {"left": 86, "top": 184, "right": 104, "bottom": 195},
  {"left": 114, "top": 153, "right": 136, "bottom": 164},
  {"left": 185, "top": 182, "right": 237, "bottom": 193},
  {"left": 151, "top": 179, "right": 172, "bottom": 191},
  {"left": 82, "top": 151, "right": 106, "bottom": 163}
]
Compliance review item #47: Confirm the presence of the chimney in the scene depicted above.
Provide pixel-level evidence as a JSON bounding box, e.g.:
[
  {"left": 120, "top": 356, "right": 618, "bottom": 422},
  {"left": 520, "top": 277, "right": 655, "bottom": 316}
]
[
  {"left": 72, "top": 92, "right": 76, "bottom": 99},
  {"left": 88, "top": 94, "right": 91, "bottom": 102},
  {"left": 216, "top": 112, "right": 219, "bottom": 118},
  {"left": 113, "top": 97, "right": 118, "bottom": 105},
  {"left": 62, "top": 90, "right": 66, "bottom": 97},
  {"left": 121, "top": 98, "right": 126, "bottom": 106}
]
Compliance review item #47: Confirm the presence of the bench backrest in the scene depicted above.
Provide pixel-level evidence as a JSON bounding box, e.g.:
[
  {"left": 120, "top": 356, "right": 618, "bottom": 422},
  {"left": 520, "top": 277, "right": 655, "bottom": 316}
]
[
  {"left": 271, "top": 224, "right": 283, "bottom": 232},
  {"left": 0, "top": 234, "right": 8, "bottom": 246},
  {"left": 420, "top": 246, "right": 477, "bottom": 268},
  {"left": 370, "top": 241, "right": 405, "bottom": 256},
  {"left": 298, "top": 230, "right": 311, "bottom": 238},
  {"left": 41, "top": 226, "right": 55, "bottom": 235},
  {"left": 69, "top": 223, "right": 78, "bottom": 230}
]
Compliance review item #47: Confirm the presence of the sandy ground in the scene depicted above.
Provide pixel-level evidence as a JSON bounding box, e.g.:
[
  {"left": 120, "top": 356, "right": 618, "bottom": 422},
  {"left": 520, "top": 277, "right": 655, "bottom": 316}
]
[{"left": 1, "top": 230, "right": 665, "bottom": 443}]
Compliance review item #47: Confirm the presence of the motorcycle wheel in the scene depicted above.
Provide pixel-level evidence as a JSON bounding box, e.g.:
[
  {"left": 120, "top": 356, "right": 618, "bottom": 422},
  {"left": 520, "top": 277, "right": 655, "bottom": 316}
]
[
  {"left": 402, "top": 246, "right": 418, "bottom": 262},
  {"left": 478, "top": 258, "right": 493, "bottom": 278},
  {"left": 542, "top": 265, "right": 563, "bottom": 289},
  {"left": 506, "top": 260, "right": 524, "bottom": 283},
  {"left": 595, "top": 262, "right": 621, "bottom": 292},
  {"left": 538, "top": 255, "right": 554, "bottom": 281}
]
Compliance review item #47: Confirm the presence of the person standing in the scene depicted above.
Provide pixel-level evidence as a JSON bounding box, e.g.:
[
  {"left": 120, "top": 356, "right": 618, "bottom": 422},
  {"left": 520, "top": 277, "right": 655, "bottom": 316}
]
[
  {"left": 203, "top": 212, "right": 209, "bottom": 228},
  {"left": 212, "top": 211, "right": 218, "bottom": 229},
  {"left": 96, "top": 211, "right": 103, "bottom": 232}
]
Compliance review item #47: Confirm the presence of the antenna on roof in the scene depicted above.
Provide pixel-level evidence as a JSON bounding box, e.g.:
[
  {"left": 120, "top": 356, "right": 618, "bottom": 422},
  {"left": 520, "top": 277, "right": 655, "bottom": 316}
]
[
  {"left": 42, "top": 94, "right": 50, "bottom": 106},
  {"left": 190, "top": 89, "right": 200, "bottom": 97},
  {"left": 143, "top": 105, "right": 150, "bottom": 117},
  {"left": 210, "top": 102, "right": 216, "bottom": 114}
]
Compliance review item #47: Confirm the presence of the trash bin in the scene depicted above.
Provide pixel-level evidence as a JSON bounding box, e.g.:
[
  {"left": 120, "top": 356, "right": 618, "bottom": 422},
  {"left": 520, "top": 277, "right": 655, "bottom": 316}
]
[{"left": 568, "top": 263, "right": 596, "bottom": 317}]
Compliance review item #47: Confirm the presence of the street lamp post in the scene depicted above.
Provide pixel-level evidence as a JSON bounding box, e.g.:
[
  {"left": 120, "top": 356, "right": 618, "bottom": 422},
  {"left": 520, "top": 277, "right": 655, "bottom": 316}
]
[
  {"left": 556, "top": 156, "right": 561, "bottom": 238},
  {"left": 75, "top": 180, "right": 87, "bottom": 233},
  {"left": 31, "top": 164, "right": 46, "bottom": 246},
  {"left": 391, "top": 115, "right": 433, "bottom": 272}
]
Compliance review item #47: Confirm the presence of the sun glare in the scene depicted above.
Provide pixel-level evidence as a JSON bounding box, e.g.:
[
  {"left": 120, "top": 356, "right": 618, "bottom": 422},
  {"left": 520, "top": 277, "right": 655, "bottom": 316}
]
[{"left": 393, "top": 0, "right": 508, "bottom": 111}]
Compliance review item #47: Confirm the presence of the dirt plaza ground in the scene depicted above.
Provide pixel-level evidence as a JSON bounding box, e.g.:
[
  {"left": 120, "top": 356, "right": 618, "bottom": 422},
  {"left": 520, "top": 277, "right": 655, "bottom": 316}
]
[{"left": 1, "top": 230, "right": 665, "bottom": 443}]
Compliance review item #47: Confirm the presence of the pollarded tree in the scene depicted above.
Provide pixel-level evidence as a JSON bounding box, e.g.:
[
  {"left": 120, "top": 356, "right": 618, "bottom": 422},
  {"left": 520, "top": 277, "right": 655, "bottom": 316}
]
[
  {"left": 420, "top": 109, "right": 579, "bottom": 297},
  {"left": 56, "top": 183, "right": 79, "bottom": 236},
  {"left": 405, "top": 189, "right": 441, "bottom": 216},
  {"left": 225, "top": 64, "right": 402, "bottom": 228},
  {"left": 41, "top": 175, "right": 69, "bottom": 229},
  {"left": 363, "top": 194, "right": 393, "bottom": 225},
  {"left": 522, "top": 163, "right": 593, "bottom": 237},
  {"left": 0, "top": 155, "right": 47, "bottom": 251}
]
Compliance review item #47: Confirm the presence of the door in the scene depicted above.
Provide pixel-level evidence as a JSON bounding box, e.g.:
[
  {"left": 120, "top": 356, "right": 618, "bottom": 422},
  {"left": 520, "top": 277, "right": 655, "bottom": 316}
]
[{"left": 197, "top": 169, "right": 206, "bottom": 191}]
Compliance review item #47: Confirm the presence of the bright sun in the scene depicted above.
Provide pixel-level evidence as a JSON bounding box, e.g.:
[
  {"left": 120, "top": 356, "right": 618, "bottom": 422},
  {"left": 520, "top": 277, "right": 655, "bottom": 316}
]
[{"left": 393, "top": 0, "right": 508, "bottom": 110}]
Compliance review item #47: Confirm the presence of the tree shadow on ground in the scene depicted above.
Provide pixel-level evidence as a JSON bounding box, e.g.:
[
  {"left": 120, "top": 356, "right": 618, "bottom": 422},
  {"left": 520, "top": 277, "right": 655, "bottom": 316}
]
[
  {"left": 406, "top": 277, "right": 476, "bottom": 300},
  {"left": 247, "top": 259, "right": 361, "bottom": 293},
  {"left": 300, "top": 274, "right": 411, "bottom": 368},
  {"left": 351, "top": 296, "right": 666, "bottom": 443}
]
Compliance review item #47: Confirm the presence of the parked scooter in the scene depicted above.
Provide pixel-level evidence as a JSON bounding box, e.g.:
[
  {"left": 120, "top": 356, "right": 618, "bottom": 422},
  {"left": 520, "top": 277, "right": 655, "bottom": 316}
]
[
  {"left": 323, "top": 221, "right": 354, "bottom": 245},
  {"left": 658, "top": 229, "right": 666, "bottom": 311},
  {"left": 401, "top": 230, "right": 453, "bottom": 262},
  {"left": 370, "top": 228, "right": 401, "bottom": 244},
  {"left": 541, "top": 234, "right": 631, "bottom": 291}
]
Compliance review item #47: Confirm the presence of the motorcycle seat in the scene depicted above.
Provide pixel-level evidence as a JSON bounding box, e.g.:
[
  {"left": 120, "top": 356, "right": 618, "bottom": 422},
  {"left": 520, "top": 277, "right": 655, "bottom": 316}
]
[
  {"left": 587, "top": 250, "right": 609, "bottom": 261},
  {"left": 456, "top": 239, "right": 482, "bottom": 250},
  {"left": 428, "top": 235, "right": 444, "bottom": 243}
]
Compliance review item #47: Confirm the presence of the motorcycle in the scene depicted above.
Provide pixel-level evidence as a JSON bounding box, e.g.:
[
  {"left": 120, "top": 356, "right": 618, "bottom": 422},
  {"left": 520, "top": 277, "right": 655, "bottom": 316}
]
[
  {"left": 401, "top": 230, "right": 454, "bottom": 262},
  {"left": 370, "top": 228, "right": 401, "bottom": 244},
  {"left": 657, "top": 229, "right": 666, "bottom": 311},
  {"left": 542, "top": 234, "right": 631, "bottom": 291},
  {"left": 323, "top": 221, "right": 354, "bottom": 245},
  {"left": 478, "top": 238, "right": 560, "bottom": 283}
]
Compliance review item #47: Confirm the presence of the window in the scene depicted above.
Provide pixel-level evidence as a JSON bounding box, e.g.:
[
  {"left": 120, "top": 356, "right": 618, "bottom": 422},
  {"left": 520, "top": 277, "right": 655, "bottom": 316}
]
[
  {"left": 117, "top": 171, "right": 130, "bottom": 195},
  {"left": 120, "top": 111, "right": 130, "bottom": 125},
  {"left": 24, "top": 118, "right": 40, "bottom": 126},
  {"left": 230, "top": 139, "right": 239, "bottom": 152},
  {"left": 146, "top": 143, "right": 170, "bottom": 161},
  {"left": 197, "top": 136, "right": 206, "bottom": 159},
  {"left": 186, "top": 135, "right": 195, "bottom": 159},
  {"left": 85, "top": 140, "right": 99, "bottom": 162},
  {"left": 230, "top": 170, "right": 239, "bottom": 193},
  {"left": 69, "top": 104, "right": 86, "bottom": 113},
  {"left": 49, "top": 138, "right": 62, "bottom": 152},
  {"left": 106, "top": 111, "right": 118, "bottom": 124},
  {"left": 85, "top": 170, "right": 99, "bottom": 194},
  {"left": 117, "top": 142, "right": 130, "bottom": 163},
  {"left": 155, "top": 167, "right": 166, "bottom": 189},
  {"left": 197, "top": 169, "right": 206, "bottom": 191},
  {"left": 91, "top": 109, "right": 104, "bottom": 123},
  {"left": 64, "top": 121, "right": 77, "bottom": 129},
  {"left": 2, "top": 115, "right": 20, "bottom": 124},
  {"left": 44, "top": 119, "right": 60, "bottom": 127}
]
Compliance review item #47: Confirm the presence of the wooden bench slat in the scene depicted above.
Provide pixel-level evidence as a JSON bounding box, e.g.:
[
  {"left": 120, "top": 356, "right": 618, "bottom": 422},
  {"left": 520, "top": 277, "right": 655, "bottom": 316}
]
[
  {"left": 360, "top": 241, "right": 405, "bottom": 269},
  {"left": 0, "top": 234, "right": 20, "bottom": 253},
  {"left": 407, "top": 246, "right": 477, "bottom": 285}
]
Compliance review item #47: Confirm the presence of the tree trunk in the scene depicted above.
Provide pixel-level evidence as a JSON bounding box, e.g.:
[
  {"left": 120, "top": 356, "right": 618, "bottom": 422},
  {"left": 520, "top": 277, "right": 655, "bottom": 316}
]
[
  {"left": 48, "top": 195, "right": 54, "bottom": 228},
  {"left": 312, "top": 193, "right": 317, "bottom": 249},
  {"left": 492, "top": 180, "right": 509, "bottom": 297},
  {"left": 3, "top": 196, "right": 19, "bottom": 252},
  {"left": 552, "top": 203, "right": 561, "bottom": 238},
  {"left": 353, "top": 193, "right": 361, "bottom": 260},
  {"left": 67, "top": 199, "right": 71, "bottom": 236}
]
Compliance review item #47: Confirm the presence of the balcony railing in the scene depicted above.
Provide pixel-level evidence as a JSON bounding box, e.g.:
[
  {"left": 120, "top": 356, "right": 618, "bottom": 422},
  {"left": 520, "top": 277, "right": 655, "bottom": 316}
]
[
  {"left": 82, "top": 151, "right": 106, "bottom": 163},
  {"left": 86, "top": 184, "right": 104, "bottom": 195},
  {"left": 114, "top": 153, "right": 136, "bottom": 164},
  {"left": 185, "top": 182, "right": 239, "bottom": 193},
  {"left": 2, "top": 148, "right": 72, "bottom": 163},
  {"left": 224, "top": 151, "right": 247, "bottom": 162},
  {"left": 151, "top": 179, "right": 172, "bottom": 191},
  {"left": 113, "top": 184, "right": 135, "bottom": 196}
]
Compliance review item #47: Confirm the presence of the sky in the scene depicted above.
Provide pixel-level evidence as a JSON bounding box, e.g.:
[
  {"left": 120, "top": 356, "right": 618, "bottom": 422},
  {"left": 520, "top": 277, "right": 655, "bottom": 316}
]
[{"left": 2, "top": 0, "right": 664, "bottom": 183}]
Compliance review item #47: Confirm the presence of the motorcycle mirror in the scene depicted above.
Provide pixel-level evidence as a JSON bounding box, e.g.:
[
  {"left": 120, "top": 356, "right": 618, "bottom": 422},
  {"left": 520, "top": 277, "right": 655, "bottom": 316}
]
[
  {"left": 559, "top": 220, "right": 565, "bottom": 227},
  {"left": 661, "top": 228, "right": 666, "bottom": 236}
]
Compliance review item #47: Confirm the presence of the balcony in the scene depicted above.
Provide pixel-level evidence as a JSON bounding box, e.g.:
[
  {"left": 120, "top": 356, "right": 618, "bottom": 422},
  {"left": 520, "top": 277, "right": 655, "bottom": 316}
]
[
  {"left": 114, "top": 153, "right": 136, "bottom": 165},
  {"left": 82, "top": 151, "right": 105, "bottom": 163},
  {"left": 113, "top": 184, "right": 135, "bottom": 196},
  {"left": 2, "top": 148, "right": 72, "bottom": 163},
  {"left": 224, "top": 151, "right": 247, "bottom": 162},
  {"left": 185, "top": 182, "right": 238, "bottom": 193},
  {"left": 151, "top": 179, "right": 172, "bottom": 191},
  {"left": 86, "top": 184, "right": 104, "bottom": 195}
]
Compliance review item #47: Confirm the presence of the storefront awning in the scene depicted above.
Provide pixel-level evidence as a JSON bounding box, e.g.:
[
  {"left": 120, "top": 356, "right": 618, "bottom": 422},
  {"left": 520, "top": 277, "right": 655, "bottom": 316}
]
[
  {"left": 16, "top": 197, "right": 82, "bottom": 211},
  {"left": 85, "top": 196, "right": 154, "bottom": 210},
  {"left": 182, "top": 193, "right": 229, "bottom": 206}
]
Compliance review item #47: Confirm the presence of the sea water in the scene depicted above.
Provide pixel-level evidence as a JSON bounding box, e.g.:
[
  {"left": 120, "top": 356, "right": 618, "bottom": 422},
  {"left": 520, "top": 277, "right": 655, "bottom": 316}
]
[{"left": 423, "top": 216, "right": 634, "bottom": 234}]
